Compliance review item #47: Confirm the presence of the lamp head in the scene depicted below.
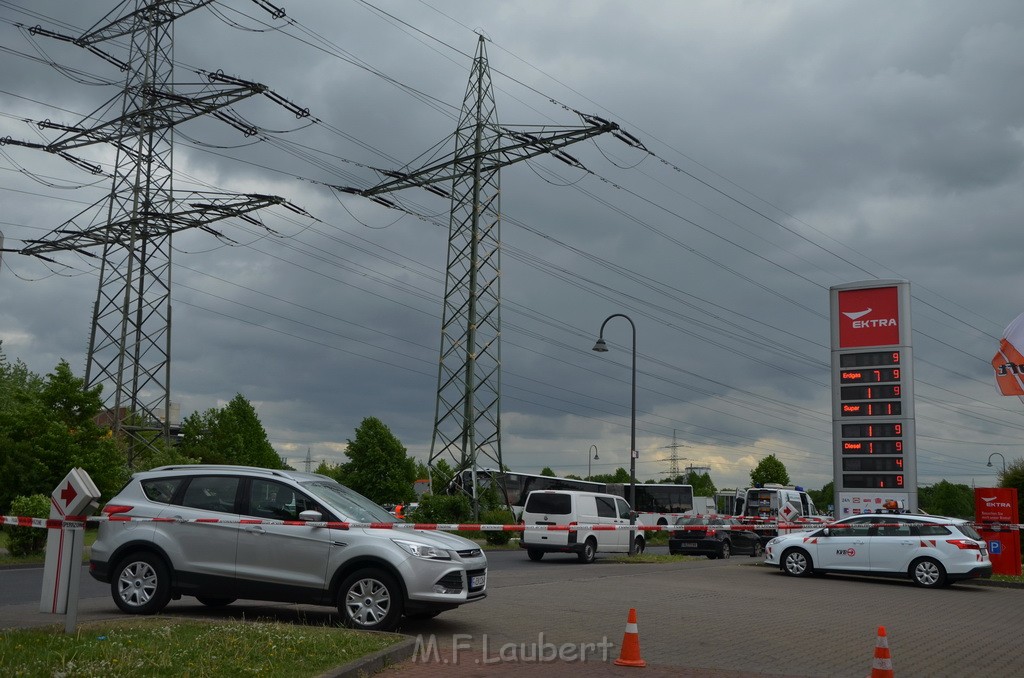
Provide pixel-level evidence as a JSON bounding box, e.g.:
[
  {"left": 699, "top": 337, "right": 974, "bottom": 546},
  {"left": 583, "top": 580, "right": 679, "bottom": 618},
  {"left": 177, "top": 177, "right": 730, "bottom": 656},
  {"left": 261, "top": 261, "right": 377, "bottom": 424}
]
[
  {"left": 592, "top": 338, "right": 609, "bottom": 352},
  {"left": 987, "top": 461, "right": 993, "bottom": 468}
]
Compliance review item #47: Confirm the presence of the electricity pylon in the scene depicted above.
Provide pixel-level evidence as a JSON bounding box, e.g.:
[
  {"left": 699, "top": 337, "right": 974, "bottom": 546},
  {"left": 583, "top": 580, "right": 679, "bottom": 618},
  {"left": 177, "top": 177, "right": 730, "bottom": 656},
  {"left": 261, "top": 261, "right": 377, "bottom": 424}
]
[
  {"left": 4, "top": 0, "right": 302, "bottom": 465},
  {"left": 334, "top": 35, "right": 636, "bottom": 513}
]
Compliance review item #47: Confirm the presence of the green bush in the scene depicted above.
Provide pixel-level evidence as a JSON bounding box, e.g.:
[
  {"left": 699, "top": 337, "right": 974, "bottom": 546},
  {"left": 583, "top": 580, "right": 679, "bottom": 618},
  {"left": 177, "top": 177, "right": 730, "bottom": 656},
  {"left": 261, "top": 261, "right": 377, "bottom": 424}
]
[
  {"left": 479, "top": 508, "right": 516, "bottom": 545},
  {"left": 408, "top": 494, "right": 471, "bottom": 524},
  {"left": 7, "top": 494, "right": 50, "bottom": 556}
]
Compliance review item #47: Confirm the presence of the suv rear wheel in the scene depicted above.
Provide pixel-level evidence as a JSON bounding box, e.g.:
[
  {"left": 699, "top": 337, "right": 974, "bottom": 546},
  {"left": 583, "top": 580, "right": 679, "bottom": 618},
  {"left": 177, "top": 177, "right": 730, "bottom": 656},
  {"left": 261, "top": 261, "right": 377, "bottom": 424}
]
[
  {"left": 111, "top": 552, "right": 172, "bottom": 614},
  {"left": 338, "top": 569, "right": 404, "bottom": 631}
]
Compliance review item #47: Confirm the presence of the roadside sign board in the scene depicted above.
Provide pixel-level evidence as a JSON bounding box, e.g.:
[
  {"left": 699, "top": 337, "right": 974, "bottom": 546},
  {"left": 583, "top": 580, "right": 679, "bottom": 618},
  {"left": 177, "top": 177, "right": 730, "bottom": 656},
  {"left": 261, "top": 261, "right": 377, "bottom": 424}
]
[{"left": 40, "top": 468, "right": 101, "bottom": 614}]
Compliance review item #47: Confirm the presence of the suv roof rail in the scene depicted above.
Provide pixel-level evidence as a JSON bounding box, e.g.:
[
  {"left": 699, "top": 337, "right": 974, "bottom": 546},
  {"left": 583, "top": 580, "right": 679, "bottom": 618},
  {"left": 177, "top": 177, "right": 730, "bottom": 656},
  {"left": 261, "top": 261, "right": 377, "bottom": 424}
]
[{"left": 149, "top": 464, "right": 292, "bottom": 478}]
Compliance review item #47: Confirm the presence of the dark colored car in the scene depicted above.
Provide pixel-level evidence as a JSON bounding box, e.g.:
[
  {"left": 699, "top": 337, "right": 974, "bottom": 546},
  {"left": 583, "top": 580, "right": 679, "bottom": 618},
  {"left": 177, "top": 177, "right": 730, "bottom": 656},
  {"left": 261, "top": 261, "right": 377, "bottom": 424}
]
[{"left": 668, "top": 516, "right": 765, "bottom": 559}]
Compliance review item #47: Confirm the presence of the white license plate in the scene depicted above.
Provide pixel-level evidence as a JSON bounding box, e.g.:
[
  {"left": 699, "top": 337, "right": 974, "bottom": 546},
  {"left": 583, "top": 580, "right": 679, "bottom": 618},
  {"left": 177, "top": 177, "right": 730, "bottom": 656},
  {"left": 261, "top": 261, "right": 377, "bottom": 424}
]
[
  {"left": 680, "top": 542, "right": 698, "bottom": 548},
  {"left": 471, "top": 574, "right": 486, "bottom": 588}
]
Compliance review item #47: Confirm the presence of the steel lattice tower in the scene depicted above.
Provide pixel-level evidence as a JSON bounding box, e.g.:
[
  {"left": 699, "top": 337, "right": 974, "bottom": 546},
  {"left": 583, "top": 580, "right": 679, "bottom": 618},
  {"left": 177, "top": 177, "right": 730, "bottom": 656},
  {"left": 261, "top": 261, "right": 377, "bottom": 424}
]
[
  {"left": 7, "top": 0, "right": 299, "bottom": 465},
  {"left": 321, "top": 36, "right": 632, "bottom": 512},
  {"left": 84, "top": 2, "right": 179, "bottom": 460},
  {"left": 427, "top": 36, "right": 504, "bottom": 499}
]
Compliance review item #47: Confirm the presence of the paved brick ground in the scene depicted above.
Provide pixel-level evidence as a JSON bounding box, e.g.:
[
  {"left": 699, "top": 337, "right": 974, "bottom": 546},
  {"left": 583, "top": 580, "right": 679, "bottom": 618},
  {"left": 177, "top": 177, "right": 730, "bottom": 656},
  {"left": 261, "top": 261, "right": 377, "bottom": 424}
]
[{"left": 5, "top": 557, "right": 1022, "bottom": 677}]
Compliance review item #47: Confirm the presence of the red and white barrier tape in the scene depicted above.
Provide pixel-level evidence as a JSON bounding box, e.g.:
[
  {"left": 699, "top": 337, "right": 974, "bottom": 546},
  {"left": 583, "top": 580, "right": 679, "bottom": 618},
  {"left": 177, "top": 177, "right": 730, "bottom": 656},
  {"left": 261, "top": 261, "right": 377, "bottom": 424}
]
[{"left": 4, "top": 514, "right": 1014, "bottom": 532}]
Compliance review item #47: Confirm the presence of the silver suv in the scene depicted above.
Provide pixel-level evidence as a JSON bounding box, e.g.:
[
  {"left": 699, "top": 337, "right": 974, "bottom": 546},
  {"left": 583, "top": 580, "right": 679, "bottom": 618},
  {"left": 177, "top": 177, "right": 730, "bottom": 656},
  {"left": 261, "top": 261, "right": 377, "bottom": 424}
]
[{"left": 89, "top": 465, "right": 487, "bottom": 631}]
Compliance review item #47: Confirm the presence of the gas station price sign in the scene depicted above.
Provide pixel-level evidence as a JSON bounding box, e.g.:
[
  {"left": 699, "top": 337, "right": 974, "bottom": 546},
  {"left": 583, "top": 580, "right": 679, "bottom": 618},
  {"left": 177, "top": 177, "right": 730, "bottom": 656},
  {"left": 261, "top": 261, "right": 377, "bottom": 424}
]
[{"left": 830, "top": 281, "right": 917, "bottom": 512}]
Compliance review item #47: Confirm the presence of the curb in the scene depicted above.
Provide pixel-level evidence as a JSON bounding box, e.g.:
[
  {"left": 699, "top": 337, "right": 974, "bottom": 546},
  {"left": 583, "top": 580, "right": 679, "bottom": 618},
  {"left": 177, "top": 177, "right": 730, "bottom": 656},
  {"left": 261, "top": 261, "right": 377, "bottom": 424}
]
[{"left": 317, "top": 636, "right": 417, "bottom": 678}]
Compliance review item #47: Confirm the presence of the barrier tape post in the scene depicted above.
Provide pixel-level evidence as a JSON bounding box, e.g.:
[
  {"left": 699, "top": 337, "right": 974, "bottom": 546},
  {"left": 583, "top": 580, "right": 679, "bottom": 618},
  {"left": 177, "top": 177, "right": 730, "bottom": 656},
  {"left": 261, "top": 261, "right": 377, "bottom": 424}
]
[{"left": 63, "top": 521, "right": 85, "bottom": 634}]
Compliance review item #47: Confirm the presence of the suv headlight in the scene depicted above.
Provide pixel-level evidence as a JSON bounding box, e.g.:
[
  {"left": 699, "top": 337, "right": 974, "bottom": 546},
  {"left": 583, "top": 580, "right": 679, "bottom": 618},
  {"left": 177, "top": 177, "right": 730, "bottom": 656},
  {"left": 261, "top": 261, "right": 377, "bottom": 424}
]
[{"left": 393, "top": 539, "right": 452, "bottom": 560}]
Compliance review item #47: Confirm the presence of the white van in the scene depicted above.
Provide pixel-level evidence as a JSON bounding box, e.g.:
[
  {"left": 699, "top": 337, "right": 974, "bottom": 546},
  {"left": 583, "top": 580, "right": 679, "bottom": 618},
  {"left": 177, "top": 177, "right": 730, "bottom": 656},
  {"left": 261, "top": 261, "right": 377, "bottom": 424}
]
[{"left": 519, "top": 489, "right": 645, "bottom": 563}]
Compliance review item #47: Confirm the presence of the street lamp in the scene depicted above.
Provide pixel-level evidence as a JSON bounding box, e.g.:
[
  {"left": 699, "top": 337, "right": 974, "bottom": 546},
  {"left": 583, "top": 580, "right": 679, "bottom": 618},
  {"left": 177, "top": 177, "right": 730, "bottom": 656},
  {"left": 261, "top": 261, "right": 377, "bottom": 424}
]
[
  {"left": 593, "top": 313, "right": 638, "bottom": 556},
  {"left": 988, "top": 452, "right": 1007, "bottom": 475},
  {"left": 588, "top": 444, "right": 599, "bottom": 480}
]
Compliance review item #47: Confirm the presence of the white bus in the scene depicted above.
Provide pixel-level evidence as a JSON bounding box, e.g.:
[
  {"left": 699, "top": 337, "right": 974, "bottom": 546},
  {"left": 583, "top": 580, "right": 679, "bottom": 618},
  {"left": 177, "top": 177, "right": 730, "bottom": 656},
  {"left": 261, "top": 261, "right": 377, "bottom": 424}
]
[
  {"left": 606, "top": 482, "right": 695, "bottom": 526},
  {"left": 446, "top": 470, "right": 693, "bottom": 524}
]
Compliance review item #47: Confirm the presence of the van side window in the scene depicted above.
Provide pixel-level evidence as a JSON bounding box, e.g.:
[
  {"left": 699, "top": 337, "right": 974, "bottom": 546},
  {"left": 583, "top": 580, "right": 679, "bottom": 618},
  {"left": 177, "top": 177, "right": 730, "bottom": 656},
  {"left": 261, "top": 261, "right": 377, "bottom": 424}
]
[
  {"left": 615, "top": 498, "right": 632, "bottom": 519},
  {"left": 596, "top": 496, "right": 617, "bottom": 518}
]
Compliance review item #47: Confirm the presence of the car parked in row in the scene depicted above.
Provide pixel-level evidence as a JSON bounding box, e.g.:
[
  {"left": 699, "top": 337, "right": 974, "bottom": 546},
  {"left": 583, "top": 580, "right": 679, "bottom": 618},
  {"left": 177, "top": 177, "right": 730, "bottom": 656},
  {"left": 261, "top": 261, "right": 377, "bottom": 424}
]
[
  {"left": 89, "top": 465, "right": 487, "bottom": 631},
  {"left": 668, "top": 516, "right": 764, "bottom": 559},
  {"left": 764, "top": 513, "right": 992, "bottom": 588}
]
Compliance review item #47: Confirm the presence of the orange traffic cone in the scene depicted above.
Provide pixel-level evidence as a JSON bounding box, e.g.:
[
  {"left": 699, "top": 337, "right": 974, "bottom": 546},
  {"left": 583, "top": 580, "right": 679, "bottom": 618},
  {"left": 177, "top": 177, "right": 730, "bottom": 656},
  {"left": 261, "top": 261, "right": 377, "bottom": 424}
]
[
  {"left": 613, "top": 608, "right": 647, "bottom": 668},
  {"left": 868, "top": 626, "right": 894, "bottom": 678}
]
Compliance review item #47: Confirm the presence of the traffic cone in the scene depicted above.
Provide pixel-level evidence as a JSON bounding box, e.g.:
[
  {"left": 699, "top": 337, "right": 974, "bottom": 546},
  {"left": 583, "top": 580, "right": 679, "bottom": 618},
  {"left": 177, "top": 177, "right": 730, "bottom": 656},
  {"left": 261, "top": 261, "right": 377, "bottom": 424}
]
[
  {"left": 613, "top": 607, "right": 647, "bottom": 667},
  {"left": 868, "top": 626, "right": 894, "bottom": 678}
]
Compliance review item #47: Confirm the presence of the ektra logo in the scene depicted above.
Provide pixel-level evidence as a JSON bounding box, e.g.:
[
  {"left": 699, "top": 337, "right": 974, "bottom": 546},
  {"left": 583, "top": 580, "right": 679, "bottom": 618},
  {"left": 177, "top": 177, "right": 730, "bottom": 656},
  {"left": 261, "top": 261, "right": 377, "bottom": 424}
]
[{"left": 838, "top": 287, "right": 900, "bottom": 348}]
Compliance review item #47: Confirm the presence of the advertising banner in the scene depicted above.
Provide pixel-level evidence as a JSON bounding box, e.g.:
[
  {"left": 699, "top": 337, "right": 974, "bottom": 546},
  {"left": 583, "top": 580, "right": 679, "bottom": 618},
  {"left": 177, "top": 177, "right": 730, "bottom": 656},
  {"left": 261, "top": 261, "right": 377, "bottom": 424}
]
[{"left": 974, "top": 487, "right": 1021, "bottom": 576}]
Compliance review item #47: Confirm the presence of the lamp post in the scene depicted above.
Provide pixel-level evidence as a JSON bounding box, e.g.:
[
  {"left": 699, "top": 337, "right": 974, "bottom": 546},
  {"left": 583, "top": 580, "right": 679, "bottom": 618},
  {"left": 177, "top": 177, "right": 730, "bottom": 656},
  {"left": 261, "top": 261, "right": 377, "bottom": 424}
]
[
  {"left": 988, "top": 452, "right": 1007, "bottom": 475},
  {"left": 593, "top": 313, "right": 638, "bottom": 556},
  {"left": 588, "top": 444, "right": 599, "bottom": 480}
]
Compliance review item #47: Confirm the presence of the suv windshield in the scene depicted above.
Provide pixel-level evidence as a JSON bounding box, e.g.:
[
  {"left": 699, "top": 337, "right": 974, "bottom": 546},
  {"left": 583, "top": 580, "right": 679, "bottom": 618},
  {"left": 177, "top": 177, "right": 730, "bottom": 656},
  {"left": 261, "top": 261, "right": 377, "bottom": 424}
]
[{"left": 302, "top": 480, "right": 397, "bottom": 523}]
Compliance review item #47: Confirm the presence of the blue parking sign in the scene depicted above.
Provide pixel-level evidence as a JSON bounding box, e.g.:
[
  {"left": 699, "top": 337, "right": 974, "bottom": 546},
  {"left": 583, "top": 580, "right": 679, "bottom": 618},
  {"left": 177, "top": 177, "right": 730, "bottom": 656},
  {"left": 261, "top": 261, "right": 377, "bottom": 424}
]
[{"left": 989, "top": 540, "right": 1002, "bottom": 555}]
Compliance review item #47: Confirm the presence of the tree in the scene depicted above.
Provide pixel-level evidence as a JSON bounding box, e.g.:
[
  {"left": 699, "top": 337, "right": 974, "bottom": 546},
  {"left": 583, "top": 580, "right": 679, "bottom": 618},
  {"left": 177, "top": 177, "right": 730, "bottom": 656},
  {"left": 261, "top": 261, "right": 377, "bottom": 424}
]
[
  {"left": 750, "top": 454, "right": 790, "bottom": 487},
  {"left": 590, "top": 467, "right": 632, "bottom": 484},
  {"left": 178, "top": 393, "right": 282, "bottom": 468},
  {"left": 807, "top": 482, "right": 834, "bottom": 515},
  {"left": 999, "top": 457, "right": 1024, "bottom": 524},
  {"left": 918, "top": 481, "right": 974, "bottom": 518},
  {"left": 339, "top": 417, "right": 417, "bottom": 505},
  {"left": 685, "top": 471, "right": 717, "bottom": 497},
  {"left": 539, "top": 466, "right": 556, "bottom": 476},
  {"left": 0, "top": 351, "right": 127, "bottom": 509}
]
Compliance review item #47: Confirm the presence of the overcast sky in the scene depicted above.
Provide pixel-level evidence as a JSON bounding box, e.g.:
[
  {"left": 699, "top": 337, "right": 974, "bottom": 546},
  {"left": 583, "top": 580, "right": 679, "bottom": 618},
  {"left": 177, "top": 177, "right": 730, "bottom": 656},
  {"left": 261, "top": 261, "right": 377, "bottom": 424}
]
[{"left": 2, "top": 0, "right": 1023, "bottom": 494}]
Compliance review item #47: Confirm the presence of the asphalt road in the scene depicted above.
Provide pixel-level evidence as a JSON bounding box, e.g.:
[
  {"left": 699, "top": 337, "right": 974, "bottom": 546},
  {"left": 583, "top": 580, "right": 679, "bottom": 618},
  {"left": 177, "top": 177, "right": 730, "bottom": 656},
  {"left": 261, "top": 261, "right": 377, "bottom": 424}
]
[{"left": 3, "top": 548, "right": 1022, "bottom": 676}]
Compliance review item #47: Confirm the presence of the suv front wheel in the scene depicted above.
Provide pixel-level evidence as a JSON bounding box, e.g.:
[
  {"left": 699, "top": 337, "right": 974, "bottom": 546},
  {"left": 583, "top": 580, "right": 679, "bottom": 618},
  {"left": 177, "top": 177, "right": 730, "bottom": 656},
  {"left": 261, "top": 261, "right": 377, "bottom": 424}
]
[
  {"left": 338, "top": 569, "right": 404, "bottom": 631},
  {"left": 111, "top": 552, "right": 172, "bottom": 614}
]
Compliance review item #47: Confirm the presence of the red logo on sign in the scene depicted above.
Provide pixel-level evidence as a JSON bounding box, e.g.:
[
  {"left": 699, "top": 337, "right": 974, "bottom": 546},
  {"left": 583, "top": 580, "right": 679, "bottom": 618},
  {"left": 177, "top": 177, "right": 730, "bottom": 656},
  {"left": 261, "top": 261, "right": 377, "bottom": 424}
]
[
  {"left": 838, "top": 286, "right": 900, "bottom": 348},
  {"left": 60, "top": 482, "right": 78, "bottom": 508},
  {"left": 975, "top": 487, "right": 1017, "bottom": 524}
]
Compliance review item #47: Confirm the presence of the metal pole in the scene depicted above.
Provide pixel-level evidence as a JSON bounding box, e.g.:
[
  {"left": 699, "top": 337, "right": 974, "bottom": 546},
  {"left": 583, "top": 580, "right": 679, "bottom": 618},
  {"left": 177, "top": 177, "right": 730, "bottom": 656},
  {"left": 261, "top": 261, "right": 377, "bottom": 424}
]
[
  {"left": 64, "top": 522, "right": 85, "bottom": 634},
  {"left": 589, "top": 444, "right": 598, "bottom": 480},
  {"left": 593, "top": 313, "right": 638, "bottom": 555},
  {"left": 988, "top": 452, "right": 1007, "bottom": 475}
]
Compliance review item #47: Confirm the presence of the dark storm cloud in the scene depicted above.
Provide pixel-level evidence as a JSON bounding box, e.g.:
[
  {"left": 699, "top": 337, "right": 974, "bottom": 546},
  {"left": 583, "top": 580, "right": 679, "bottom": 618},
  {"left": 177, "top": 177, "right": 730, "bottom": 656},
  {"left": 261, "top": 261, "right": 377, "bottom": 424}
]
[{"left": 2, "top": 0, "right": 1023, "bottom": 492}]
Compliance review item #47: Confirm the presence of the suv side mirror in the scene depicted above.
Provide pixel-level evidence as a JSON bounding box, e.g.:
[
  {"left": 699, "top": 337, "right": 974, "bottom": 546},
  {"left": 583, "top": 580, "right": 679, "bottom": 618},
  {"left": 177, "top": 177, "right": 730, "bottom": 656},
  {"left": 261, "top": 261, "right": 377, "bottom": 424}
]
[{"left": 299, "top": 509, "right": 323, "bottom": 522}]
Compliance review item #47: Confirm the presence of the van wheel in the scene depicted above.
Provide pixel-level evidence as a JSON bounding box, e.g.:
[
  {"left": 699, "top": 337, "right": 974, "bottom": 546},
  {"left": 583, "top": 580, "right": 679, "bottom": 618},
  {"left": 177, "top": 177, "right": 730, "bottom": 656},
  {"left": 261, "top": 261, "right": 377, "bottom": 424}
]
[
  {"left": 633, "top": 537, "right": 645, "bottom": 555},
  {"left": 338, "top": 569, "right": 404, "bottom": 631},
  {"left": 578, "top": 538, "right": 597, "bottom": 564},
  {"left": 111, "top": 552, "right": 172, "bottom": 614},
  {"left": 527, "top": 549, "right": 544, "bottom": 562}
]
